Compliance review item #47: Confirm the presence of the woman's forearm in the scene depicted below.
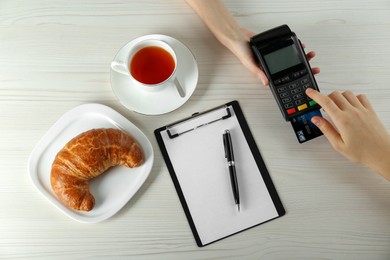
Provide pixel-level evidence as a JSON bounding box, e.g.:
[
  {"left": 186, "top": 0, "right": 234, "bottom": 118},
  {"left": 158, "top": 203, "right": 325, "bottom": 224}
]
[
  {"left": 185, "top": 0, "right": 270, "bottom": 83},
  {"left": 185, "top": 0, "right": 243, "bottom": 50}
]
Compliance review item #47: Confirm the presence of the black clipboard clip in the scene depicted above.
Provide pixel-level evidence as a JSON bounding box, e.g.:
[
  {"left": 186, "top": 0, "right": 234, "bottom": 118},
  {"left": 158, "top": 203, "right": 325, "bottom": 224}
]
[{"left": 166, "top": 105, "right": 232, "bottom": 139}]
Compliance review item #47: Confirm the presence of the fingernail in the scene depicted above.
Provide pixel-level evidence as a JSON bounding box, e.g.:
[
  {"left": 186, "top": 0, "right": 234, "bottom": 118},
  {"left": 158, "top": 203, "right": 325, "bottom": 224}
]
[{"left": 311, "top": 117, "right": 321, "bottom": 127}]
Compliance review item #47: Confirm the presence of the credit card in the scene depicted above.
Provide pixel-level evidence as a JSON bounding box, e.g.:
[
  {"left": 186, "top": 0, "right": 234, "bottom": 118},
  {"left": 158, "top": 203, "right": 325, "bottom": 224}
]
[{"left": 290, "top": 109, "right": 323, "bottom": 143}]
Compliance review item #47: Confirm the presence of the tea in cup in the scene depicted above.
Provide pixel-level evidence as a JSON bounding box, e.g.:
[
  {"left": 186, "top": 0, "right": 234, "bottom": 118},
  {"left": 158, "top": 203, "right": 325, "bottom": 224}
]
[{"left": 111, "top": 39, "right": 185, "bottom": 97}]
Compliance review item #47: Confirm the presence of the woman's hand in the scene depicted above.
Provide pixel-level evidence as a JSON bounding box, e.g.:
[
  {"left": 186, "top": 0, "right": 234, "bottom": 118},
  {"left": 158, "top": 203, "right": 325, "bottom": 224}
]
[
  {"left": 186, "top": 0, "right": 319, "bottom": 86},
  {"left": 229, "top": 27, "right": 320, "bottom": 86},
  {"left": 306, "top": 88, "right": 390, "bottom": 180}
]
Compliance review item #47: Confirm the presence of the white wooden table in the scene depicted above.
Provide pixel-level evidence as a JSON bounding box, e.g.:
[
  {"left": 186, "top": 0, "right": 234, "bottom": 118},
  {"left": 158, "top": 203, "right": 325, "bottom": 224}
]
[{"left": 1, "top": 0, "right": 389, "bottom": 258}]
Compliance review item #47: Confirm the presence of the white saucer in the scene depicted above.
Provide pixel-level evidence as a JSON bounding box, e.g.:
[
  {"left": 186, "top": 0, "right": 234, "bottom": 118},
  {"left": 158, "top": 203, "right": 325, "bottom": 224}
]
[{"left": 110, "top": 34, "right": 199, "bottom": 115}]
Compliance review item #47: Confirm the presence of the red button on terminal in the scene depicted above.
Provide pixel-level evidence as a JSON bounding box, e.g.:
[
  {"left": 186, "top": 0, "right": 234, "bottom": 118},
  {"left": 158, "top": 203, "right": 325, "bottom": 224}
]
[{"left": 287, "top": 108, "right": 296, "bottom": 115}]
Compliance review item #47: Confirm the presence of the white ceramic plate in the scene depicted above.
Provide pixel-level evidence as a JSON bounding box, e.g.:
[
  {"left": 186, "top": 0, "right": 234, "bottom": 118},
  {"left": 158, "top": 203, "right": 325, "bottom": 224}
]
[
  {"left": 110, "top": 34, "right": 199, "bottom": 115},
  {"left": 28, "top": 103, "right": 154, "bottom": 223}
]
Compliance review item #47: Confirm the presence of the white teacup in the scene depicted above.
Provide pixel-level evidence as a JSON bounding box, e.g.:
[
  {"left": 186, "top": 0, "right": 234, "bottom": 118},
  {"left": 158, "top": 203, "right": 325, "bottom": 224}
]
[{"left": 111, "top": 39, "right": 185, "bottom": 97}]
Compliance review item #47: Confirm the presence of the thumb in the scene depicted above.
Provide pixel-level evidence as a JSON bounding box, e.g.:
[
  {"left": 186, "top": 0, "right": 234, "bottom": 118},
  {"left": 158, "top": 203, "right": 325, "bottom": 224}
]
[{"left": 311, "top": 116, "right": 343, "bottom": 147}]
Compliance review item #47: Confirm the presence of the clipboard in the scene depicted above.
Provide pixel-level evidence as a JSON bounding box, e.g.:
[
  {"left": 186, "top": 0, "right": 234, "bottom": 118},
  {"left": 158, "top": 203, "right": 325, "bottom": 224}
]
[{"left": 154, "top": 100, "right": 285, "bottom": 247}]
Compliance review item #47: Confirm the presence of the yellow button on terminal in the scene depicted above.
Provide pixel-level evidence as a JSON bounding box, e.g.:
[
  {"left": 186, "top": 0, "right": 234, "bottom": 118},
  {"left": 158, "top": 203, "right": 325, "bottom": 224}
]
[{"left": 297, "top": 104, "right": 308, "bottom": 111}]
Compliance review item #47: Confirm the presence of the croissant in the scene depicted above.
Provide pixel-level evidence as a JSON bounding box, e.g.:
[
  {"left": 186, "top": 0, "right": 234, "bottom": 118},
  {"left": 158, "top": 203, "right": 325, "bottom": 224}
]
[{"left": 50, "top": 128, "right": 144, "bottom": 211}]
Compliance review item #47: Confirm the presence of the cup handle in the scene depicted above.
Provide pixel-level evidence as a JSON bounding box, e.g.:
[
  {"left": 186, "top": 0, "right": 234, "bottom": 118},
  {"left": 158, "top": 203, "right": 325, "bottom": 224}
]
[
  {"left": 111, "top": 60, "right": 129, "bottom": 75},
  {"left": 174, "top": 78, "right": 185, "bottom": 98}
]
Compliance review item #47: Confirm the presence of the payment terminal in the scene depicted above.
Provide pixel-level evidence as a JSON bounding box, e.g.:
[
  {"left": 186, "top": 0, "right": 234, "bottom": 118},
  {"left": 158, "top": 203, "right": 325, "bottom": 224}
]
[{"left": 250, "top": 24, "right": 321, "bottom": 121}]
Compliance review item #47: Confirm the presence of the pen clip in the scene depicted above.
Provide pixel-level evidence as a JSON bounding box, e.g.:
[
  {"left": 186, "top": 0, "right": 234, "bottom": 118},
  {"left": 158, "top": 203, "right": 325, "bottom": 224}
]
[
  {"left": 223, "top": 130, "right": 232, "bottom": 160},
  {"left": 223, "top": 132, "right": 228, "bottom": 158}
]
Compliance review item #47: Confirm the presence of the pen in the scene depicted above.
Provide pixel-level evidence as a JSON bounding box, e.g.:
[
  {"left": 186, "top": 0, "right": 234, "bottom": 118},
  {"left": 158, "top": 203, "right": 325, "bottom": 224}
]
[{"left": 223, "top": 129, "right": 240, "bottom": 211}]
